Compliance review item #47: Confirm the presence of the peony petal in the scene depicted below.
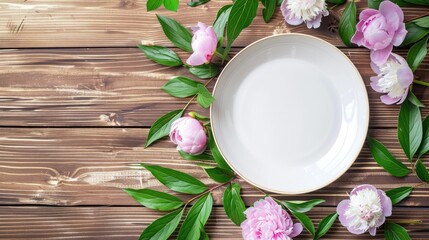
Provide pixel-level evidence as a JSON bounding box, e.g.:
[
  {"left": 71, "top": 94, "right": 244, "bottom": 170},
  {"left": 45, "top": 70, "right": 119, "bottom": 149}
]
[
  {"left": 378, "top": 189, "right": 392, "bottom": 217},
  {"left": 370, "top": 78, "right": 383, "bottom": 93},
  {"left": 370, "top": 45, "right": 393, "bottom": 65},
  {"left": 306, "top": 14, "right": 323, "bottom": 29},
  {"left": 289, "top": 223, "right": 303, "bottom": 237},
  {"left": 359, "top": 8, "right": 379, "bottom": 21},
  {"left": 368, "top": 226, "right": 377, "bottom": 236},
  {"left": 186, "top": 52, "right": 208, "bottom": 66},
  {"left": 281, "top": 1, "right": 303, "bottom": 25},
  {"left": 392, "top": 23, "right": 407, "bottom": 46},
  {"left": 191, "top": 22, "right": 207, "bottom": 34},
  {"left": 337, "top": 200, "right": 353, "bottom": 226},
  {"left": 370, "top": 61, "right": 381, "bottom": 74},
  {"left": 380, "top": 0, "right": 404, "bottom": 29},
  {"left": 380, "top": 95, "right": 400, "bottom": 105},
  {"left": 392, "top": 53, "right": 414, "bottom": 89},
  {"left": 350, "top": 184, "right": 378, "bottom": 196},
  {"left": 375, "top": 214, "right": 386, "bottom": 228},
  {"left": 351, "top": 30, "right": 364, "bottom": 46},
  {"left": 347, "top": 225, "right": 366, "bottom": 235},
  {"left": 397, "top": 89, "right": 409, "bottom": 105}
]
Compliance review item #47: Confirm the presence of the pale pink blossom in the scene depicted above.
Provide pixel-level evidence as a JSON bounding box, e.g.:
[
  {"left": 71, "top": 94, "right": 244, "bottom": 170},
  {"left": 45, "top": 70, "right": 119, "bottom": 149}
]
[
  {"left": 281, "top": 0, "right": 329, "bottom": 29},
  {"left": 241, "top": 197, "right": 302, "bottom": 240},
  {"left": 337, "top": 184, "right": 392, "bottom": 236},
  {"left": 370, "top": 53, "right": 413, "bottom": 105},
  {"left": 351, "top": 1, "right": 407, "bottom": 65},
  {"left": 170, "top": 117, "right": 207, "bottom": 155},
  {"left": 186, "top": 22, "right": 217, "bottom": 66}
]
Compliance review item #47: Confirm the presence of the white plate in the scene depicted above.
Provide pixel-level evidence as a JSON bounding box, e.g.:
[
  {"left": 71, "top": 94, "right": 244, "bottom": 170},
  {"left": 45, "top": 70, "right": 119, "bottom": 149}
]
[{"left": 210, "top": 34, "right": 369, "bottom": 194}]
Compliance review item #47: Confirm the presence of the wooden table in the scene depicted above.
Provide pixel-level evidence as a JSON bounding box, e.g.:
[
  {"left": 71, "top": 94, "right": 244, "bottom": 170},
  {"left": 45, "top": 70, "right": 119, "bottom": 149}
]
[{"left": 0, "top": 0, "right": 428, "bottom": 239}]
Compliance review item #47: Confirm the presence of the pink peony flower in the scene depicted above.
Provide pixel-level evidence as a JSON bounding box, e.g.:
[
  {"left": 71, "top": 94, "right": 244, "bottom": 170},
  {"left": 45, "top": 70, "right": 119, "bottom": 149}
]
[
  {"left": 241, "top": 197, "right": 302, "bottom": 240},
  {"left": 337, "top": 184, "right": 392, "bottom": 236},
  {"left": 370, "top": 53, "right": 413, "bottom": 105},
  {"left": 186, "top": 22, "right": 217, "bottom": 66},
  {"left": 351, "top": 1, "right": 407, "bottom": 65},
  {"left": 281, "top": 0, "right": 329, "bottom": 29},
  {"left": 169, "top": 116, "right": 207, "bottom": 155}
]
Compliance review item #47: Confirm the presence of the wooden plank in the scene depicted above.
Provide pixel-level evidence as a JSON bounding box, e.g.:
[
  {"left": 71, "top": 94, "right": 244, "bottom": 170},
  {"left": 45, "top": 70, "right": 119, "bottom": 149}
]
[
  {"left": 0, "top": 0, "right": 426, "bottom": 48},
  {"left": 1, "top": 127, "right": 428, "bottom": 206},
  {"left": 0, "top": 48, "right": 428, "bottom": 127},
  {"left": 0, "top": 206, "right": 428, "bottom": 239}
]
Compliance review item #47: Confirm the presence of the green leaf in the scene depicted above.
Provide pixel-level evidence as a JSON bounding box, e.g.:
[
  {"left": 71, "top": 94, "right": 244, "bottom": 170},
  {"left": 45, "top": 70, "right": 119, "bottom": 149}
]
[
  {"left": 384, "top": 222, "right": 411, "bottom": 240},
  {"left": 418, "top": 115, "right": 429, "bottom": 157},
  {"left": 124, "top": 188, "right": 183, "bottom": 211},
  {"left": 407, "top": 35, "right": 429, "bottom": 72},
  {"left": 413, "top": 16, "right": 429, "bottom": 28},
  {"left": 223, "top": 183, "right": 246, "bottom": 225},
  {"left": 368, "top": 0, "right": 413, "bottom": 8},
  {"left": 178, "top": 193, "right": 213, "bottom": 240},
  {"left": 208, "top": 129, "right": 233, "bottom": 171},
  {"left": 162, "top": 77, "right": 199, "bottom": 98},
  {"left": 367, "top": 0, "right": 383, "bottom": 8},
  {"left": 188, "top": 63, "right": 221, "bottom": 79},
  {"left": 408, "top": 91, "right": 425, "bottom": 108},
  {"left": 326, "top": 0, "right": 346, "bottom": 4},
  {"left": 179, "top": 150, "right": 214, "bottom": 160},
  {"left": 416, "top": 159, "right": 429, "bottom": 183},
  {"left": 402, "top": 22, "right": 429, "bottom": 46},
  {"left": 204, "top": 167, "right": 234, "bottom": 183},
  {"left": 199, "top": 228, "right": 209, "bottom": 240},
  {"left": 277, "top": 0, "right": 283, "bottom": 5},
  {"left": 368, "top": 137, "right": 411, "bottom": 177},
  {"left": 145, "top": 109, "right": 184, "bottom": 147},
  {"left": 261, "top": 0, "right": 276, "bottom": 23},
  {"left": 138, "top": 45, "right": 183, "bottom": 67},
  {"left": 282, "top": 199, "right": 325, "bottom": 213},
  {"left": 398, "top": 99, "right": 423, "bottom": 160},
  {"left": 315, "top": 213, "right": 338, "bottom": 239},
  {"left": 213, "top": 5, "right": 232, "bottom": 41},
  {"left": 147, "top": 0, "right": 163, "bottom": 11},
  {"left": 187, "top": 0, "right": 210, "bottom": 7},
  {"left": 163, "top": 0, "right": 179, "bottom": 11},
  {"left": 338, "top": 1, "right": 356, "bottom": 47},
  {"left": 226, "top": 0, "right": 258, "bottom": 52},
  {"left": 139, "top": 208, "right": 184, "bottom": 240},
  {"left": 404, "top": 0, "right": 429, "bottom": 6},
  {"left": 141, "top": 164, "right": 207, "bottom": 194},
  {"left": 386, "top": 186, "right": 413, "bottom": 205},
  {"left": 157, "top": 15, "right": 193, "bottom": 52},
  {"left": 326, "top": 0, "right": 346, "bottom": 3},
  {"left": 197, "top": 84, "right": 215, "bottom": 108},
  {"left": 291, "top": 211, "right": 315, "bottom": 236}
]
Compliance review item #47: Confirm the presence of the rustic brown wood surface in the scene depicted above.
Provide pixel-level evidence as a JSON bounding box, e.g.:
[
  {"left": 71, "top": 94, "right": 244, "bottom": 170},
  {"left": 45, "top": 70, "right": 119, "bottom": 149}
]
[{"left": 0, "top": 0, "right": 428, "bottom": 239}]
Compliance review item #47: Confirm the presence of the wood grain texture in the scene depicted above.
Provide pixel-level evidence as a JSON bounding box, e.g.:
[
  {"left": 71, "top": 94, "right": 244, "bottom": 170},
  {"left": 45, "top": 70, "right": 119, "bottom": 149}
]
[
  {"left": 0, "top": 206, "right": 428, "bottom": 239},
  {"left": 0, "top": 0, "right": 426, "bottom": 48},
  {"left": 1, "top": 127, "right": 428, "bottom": 207},
  {"left": 0, "top": 48, "right": 428, "bottom": 127}
]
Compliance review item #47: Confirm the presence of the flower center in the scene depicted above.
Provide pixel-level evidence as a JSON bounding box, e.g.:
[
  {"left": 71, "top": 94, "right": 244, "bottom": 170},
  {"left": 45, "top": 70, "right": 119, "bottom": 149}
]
[
  {"left": 345, "top": 188, "right": 383, "bottom": 232},
  {"left": 287, "top": 0, "right": 326, "bottom": 21},
  {"left": 376, "top": 59, "right": 405, "bottom": 98}
]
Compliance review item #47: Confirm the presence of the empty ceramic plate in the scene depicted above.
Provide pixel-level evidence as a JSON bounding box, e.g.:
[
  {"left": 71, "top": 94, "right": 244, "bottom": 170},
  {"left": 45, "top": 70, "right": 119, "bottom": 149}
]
[{"left": 210, "top": 33, "right": 369, "bottom": 194}]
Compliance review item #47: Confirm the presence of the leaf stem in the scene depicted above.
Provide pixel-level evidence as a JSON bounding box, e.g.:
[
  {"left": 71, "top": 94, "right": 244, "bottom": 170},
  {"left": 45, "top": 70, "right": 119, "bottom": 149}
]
[
  {"left": 185, "top": 177, "right": 235, "bottom": 205},
  {"left": 388, "top": 219, "right": 422, "bottom": 225},
  {"left": 413, "top": 182, "right": 428, "bottom": 188},
  {"left": 182, "top": 77, "right": 216, "bottom": 111},
  {"left": 413, "top": 80, "right": 429, "bottom": 87},
  {"left": 328, "top": 4, "right": 339, "bottom": 10}
]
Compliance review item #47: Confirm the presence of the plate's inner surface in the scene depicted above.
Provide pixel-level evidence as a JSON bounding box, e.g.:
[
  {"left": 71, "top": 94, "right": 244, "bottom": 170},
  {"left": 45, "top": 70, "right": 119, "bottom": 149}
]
[{"left": 211, "top": 34, "right": 369, "bottom": 194}]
